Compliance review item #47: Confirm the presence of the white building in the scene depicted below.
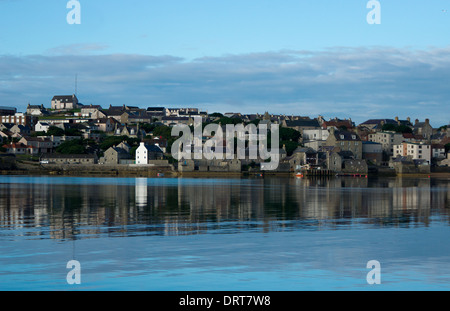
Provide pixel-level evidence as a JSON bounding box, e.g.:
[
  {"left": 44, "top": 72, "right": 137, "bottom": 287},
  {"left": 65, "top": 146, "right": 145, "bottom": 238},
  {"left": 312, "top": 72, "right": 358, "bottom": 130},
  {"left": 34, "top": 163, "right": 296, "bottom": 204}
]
[
  {"left": 302, "top": 128, "right": 330, "bottom": 151},
  {"left": 302, "top": 128, "right": 330, "bottom": 142},
  {"left": 393, "top": 142, "right": 431, "bottom": 163},
  {"left": 35, "top": 121, "right": 50, "bottom": 133},
  {"left": 135, "top": 142, "right": 164, "bottom": 165}
]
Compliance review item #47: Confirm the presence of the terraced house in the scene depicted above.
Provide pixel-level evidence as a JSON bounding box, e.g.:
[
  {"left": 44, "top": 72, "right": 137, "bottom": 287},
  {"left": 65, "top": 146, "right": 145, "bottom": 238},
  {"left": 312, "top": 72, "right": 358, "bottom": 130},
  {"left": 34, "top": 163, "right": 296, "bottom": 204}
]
[{"left": 325, "top": 128, "right": 362, "bottom": 159}]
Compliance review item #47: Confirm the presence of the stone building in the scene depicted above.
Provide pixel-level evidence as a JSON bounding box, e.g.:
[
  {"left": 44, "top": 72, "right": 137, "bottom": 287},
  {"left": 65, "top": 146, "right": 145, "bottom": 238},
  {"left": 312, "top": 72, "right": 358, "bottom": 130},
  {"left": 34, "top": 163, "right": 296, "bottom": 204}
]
[{"left": 325, "top": 128, "right": 362, "bottom": 159}]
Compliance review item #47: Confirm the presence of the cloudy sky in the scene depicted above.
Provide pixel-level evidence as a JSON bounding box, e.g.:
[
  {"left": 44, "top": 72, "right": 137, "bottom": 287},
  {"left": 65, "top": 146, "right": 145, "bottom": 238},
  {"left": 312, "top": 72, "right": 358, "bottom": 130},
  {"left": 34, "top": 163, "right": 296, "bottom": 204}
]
[{"left": 0, "top": 0, "right": 449, "bottom": 126}]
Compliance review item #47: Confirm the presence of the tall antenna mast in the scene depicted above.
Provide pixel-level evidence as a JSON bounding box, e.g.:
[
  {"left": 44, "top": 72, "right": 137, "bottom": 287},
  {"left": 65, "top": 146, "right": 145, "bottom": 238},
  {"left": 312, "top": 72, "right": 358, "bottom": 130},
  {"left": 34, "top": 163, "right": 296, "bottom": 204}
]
[{"left": 75, "top": 74, "right": 78, "bottom": 96}]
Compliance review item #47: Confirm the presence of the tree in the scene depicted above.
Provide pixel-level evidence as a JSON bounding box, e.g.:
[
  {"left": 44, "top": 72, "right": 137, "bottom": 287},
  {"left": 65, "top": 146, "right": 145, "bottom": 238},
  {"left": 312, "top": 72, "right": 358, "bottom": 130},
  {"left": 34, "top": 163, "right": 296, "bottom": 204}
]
[
  {"left": 445, "top": 143, "right": 450, "bottom": 153},
  {"left": 279, "top": 127, "right": 301, "bottom": 142},
  {"left": 396, "top": 124, "right": 412, "bottom": 134},
  {"left": 381, "top": 123, "right": 397, "bottom": 131},
  {"left": 139, "top": 122, "right": 156, "bottom": 133},
  {"left": 64, "top": 128, "right": 83, "bottom": 136},
  {"left": 209, "top": 112, "right": 224, "bottom": 118},
  {"left": 381, "top": 123, "right": 412, "bottom": 134},
  {"left": 152, "top": 125, "right": 173, "bottom": 140},
  {"left": 212, "top": 117, "right": 243, "bottom": 126},
  {"left": 130, "top": 145, "right": 138, "bottom": 157},
  {"left": 100, "top": 136, "right": 128, "bottom": 151},
  {"left": 281, "top": 141, "right": 300, "bottom": 156},
  {"left": 56, "top": 139, "right": 86, "bottom": 154},
  {"left": 46, "top": 126, "right": 65, "bottom": 136}
]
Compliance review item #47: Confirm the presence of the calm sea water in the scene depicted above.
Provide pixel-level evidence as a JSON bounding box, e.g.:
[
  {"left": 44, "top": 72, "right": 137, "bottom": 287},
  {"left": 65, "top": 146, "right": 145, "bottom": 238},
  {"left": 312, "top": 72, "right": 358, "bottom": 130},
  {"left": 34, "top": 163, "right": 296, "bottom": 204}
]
[{"left": 0, "top": 175, "right": 449, "bottom": 291}]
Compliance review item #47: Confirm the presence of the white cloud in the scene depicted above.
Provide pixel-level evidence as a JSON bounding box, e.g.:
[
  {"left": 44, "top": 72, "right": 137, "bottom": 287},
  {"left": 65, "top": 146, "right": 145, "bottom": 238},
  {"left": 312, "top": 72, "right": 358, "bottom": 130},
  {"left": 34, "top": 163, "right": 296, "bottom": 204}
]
[{"left": 0, "top": 46, "right": 449, "bottom": 126}]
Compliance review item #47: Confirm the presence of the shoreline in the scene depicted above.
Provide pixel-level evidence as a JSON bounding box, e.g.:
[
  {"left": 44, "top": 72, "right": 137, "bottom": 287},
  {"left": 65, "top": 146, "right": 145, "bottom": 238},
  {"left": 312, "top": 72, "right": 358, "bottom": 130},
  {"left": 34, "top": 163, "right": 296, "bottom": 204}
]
[{"left": 1, "top": 167, "right": 449, "bottom": 179}]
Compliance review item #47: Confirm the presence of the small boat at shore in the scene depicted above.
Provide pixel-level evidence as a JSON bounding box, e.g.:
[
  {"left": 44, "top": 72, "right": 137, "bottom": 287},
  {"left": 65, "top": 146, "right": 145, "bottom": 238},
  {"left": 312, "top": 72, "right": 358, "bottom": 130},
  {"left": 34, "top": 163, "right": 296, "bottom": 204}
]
[
  {"left": 157, "top": 173, "right": 164, "bottom": 177},
  {"left": 295, "top": 172, "right": 304, "bottom": 178}
]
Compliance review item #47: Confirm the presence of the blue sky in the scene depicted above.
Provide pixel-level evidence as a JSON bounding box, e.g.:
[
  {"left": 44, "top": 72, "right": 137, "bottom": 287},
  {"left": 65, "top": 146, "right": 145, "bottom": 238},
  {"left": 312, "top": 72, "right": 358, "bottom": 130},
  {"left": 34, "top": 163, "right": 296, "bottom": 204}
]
[{"left": 0, "top": 0, "right": 449, "bottom": 126}]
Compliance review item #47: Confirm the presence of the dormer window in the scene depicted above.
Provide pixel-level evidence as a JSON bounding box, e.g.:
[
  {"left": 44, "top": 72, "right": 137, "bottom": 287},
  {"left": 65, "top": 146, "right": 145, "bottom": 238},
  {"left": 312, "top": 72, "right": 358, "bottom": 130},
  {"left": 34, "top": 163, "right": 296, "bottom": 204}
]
[
  {"left": 352, "top": 135, "right": 356, "bottom": 140},
  {"left": 340, "top": 135, "right": 344, "bottom": 140}
]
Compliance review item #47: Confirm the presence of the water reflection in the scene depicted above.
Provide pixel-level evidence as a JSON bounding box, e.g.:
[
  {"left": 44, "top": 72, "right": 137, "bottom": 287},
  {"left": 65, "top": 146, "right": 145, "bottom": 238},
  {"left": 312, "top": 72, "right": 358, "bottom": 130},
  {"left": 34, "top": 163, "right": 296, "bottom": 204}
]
[{"left": 0, "top": 176, "right": 448, "bottom": 240}]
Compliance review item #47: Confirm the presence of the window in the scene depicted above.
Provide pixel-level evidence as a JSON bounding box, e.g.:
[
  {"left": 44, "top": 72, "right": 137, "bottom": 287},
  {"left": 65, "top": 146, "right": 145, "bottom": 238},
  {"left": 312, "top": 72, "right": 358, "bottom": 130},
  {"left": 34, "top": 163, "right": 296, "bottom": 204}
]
[{"left": 352, "top": 135, "right": 356, "bottom": 140}]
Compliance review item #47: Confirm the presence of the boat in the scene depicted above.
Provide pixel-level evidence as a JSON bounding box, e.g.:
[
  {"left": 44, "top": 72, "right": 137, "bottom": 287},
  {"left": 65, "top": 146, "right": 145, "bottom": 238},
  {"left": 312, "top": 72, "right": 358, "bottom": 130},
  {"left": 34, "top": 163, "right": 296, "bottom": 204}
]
[
  {"left": 157, "top": 173, "right": 164, "bottom": 177},
  {"left": 295, "top": 172, "right": 304, "bottom": 178}
]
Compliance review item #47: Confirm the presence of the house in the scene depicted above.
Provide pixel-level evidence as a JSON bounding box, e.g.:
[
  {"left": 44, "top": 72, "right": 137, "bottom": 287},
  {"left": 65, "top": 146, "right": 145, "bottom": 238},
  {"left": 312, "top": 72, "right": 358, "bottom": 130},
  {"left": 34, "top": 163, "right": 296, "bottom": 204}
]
[
  {"left": 35, "top": 121, "right": 51, "bottom": 133},
  {"left": 359, "top": 119, "right": 398, "bottom": 130},
  {"left": 319, "top": 116, "right": 354, "bottom": 130},
  {"left": 178, "top": 158, "right": 241, "bottom": 172},
  {"left": 51, "top": 94, "right": 80, "bottom": 110},
  {"left": 146, "top": 107, "right": 168, "bottom": 119},
  {"left": 94, "top": 118, "right": 120, "bottom": 132},
  {"left": 0, "top": 123, "right": 13, "bottom": 131},
  {"left": 104, "top": 105, "right": 145, "bottom": 122},
  {"left": 1, "top": 113, "right": 37, "bottom": 127},
  {"left": 116, "top": 141, "right": 131, "bottom": 153},
  {"left": 284, "top": 147, "right": 318, "bottom": 171},
  {"left": 2, "top": 142, "right": 37, "bottom": 155},
  {"left": 302, "top": 128, "right": 330, "bottom": 142},
  {"left": 19, "top": 136, "right": 53, "bottom": 154},
  {"left": 40, "top": 153, "right": 98, "bottom": 164},
  {"left": 325, "top": 127, "right": 363, "bottom": 159},
  {"left": 160, "top": 116, "right": 193, "bottom": 127},
  {"left": 281, "top": 118, "right": 321, "bottom": 133},
  {"left": 120, "top": 111, "right": 153, "bottom": 124},
  {"left": 413, "top": 119, "right": 433, "bottom": 141},
  {"left": 135, "top": 142, "right": 164, "bottom": 165},
  {"left": 26, "top": 104, "right": 48, "bottom": 116},
  {"left": 9, "top": 124, "right": 31, "bottom": 136},
  {"left": 362, "top": 141, "right": 383, "bottom": 165},
  {"left": 100, "top": 146, "right": 132, "bottom": 165},
  {"left": 326, "top": 150, "right": 368, "bottom": 174},
  {"left": 90, "top": 109, "right": 107, "bottom": 119},
  {"left": 115, "top": 124, "right": 145, "bottom": 138},
  {"left": 0, "top": 106, "right": 17, "bottom": 116},
  {"left": 393, "top": 142, "right": 431, "bottom": 164},
  {"left": 103, "top": 105, "right": 126, "bottom": 121},
  {"left": 143, "top": 137, "right": 168, "bottom": 153},
  {"left": 368, "top": 131, "right": 404, "bottom": 156},
  {"left": 0, "top": 131, "right": 9, "bottom": 141},
  {"left": 389, "top": 156, "right": 430, "bottom": 174},
  {"left": 81, "top": 105, "right": 103, "bottom": 117},
  {"left": 431, "top": 144, "right": 446, "bottom": 159}
]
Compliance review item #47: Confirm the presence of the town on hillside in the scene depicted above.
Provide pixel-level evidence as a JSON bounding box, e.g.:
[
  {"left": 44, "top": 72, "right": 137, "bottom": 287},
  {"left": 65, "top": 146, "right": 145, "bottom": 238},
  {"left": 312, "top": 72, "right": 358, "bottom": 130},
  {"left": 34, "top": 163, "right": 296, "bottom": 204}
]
[{"left": 0, "top": 94, "right": 449, "bottom": 176}]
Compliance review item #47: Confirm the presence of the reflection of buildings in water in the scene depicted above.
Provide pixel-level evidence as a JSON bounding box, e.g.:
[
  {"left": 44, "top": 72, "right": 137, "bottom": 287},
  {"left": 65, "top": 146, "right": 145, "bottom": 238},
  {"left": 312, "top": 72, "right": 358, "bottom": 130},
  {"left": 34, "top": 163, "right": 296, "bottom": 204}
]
[
  {"left": 0, "top": 177, "right": 449, "bottom": 239},
  {"left": 135, "top": 178, "right": 148, "bottom": 208},
  {"left": 392, "top": 178, "right": 431, "bottom": 212}
]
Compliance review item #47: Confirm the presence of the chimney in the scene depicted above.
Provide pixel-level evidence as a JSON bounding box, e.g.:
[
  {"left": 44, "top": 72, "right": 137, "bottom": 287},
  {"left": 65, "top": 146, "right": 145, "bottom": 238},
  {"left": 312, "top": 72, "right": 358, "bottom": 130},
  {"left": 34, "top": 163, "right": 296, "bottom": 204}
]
[
  {"left": 425, "top": 118, "right": 429, "bottom": 124},
  {"left": 415, "top": 119, "right": 419, "bottom": 125},
  {"left": 395, "top": 116, "right": 399, "bottom": 122},
  {"left": 407, "top": 117, "right": 410, "bottom": 123}
]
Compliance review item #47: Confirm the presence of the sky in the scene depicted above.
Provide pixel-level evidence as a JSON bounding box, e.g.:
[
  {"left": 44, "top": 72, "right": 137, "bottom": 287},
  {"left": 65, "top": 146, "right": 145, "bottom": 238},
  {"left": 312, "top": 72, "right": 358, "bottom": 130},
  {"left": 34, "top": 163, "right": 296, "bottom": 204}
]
[{"left": 0, "top": 0, "right": 449, "bottom": 126}]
